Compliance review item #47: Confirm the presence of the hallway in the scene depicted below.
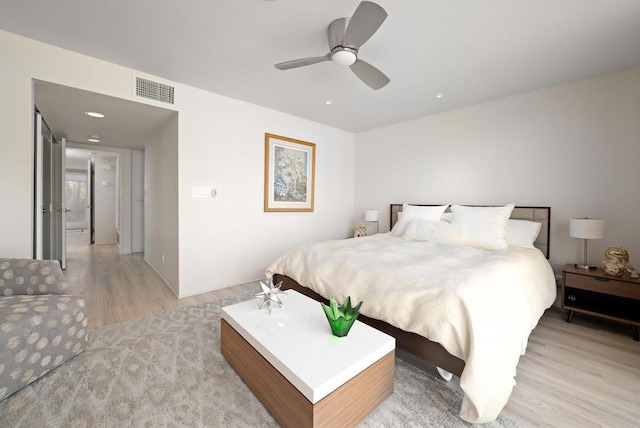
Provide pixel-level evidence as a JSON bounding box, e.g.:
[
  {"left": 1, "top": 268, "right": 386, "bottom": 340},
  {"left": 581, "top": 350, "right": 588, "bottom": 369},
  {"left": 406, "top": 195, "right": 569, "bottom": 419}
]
[{"left": 64, "top": 230, "right": 254, "bottom": 328}]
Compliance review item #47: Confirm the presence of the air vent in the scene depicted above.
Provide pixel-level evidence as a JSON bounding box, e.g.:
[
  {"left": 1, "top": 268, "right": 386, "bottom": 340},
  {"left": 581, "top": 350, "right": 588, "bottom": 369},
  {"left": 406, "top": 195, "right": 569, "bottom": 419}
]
[{"left": 135, "top": 77, "right": 175, "bottom": 104}]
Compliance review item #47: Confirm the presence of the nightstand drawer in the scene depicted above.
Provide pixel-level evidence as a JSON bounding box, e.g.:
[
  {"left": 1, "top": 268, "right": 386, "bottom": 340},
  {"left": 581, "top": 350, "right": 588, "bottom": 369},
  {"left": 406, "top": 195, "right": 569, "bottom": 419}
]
[
  {"left": 564, "top": 272, "right": 640, "bottom": 300},
  {"left": 564, "top": 287, "right": 640, "bottom": 323}
]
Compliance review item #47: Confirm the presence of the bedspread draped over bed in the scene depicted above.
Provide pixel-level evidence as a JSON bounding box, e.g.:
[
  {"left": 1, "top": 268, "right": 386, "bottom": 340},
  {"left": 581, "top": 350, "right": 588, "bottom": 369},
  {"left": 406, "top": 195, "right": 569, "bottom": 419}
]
[{"left": 265, "top": 233, "right": 556, "bottom": 423}]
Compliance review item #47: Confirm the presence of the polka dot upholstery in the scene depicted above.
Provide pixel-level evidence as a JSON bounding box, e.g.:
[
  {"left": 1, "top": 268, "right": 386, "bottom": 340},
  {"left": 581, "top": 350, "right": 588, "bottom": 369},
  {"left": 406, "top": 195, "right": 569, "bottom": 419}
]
[
  {"left": 0, "top": 259, "right": 87, "bottom": 400},
  {"left": 0, "top": 258, "right": 70, "bottom": 296}
]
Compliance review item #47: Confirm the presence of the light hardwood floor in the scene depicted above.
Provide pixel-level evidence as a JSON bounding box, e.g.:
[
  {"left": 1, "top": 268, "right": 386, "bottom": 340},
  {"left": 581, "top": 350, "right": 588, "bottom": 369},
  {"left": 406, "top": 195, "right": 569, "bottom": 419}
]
[
  {"left": 65, "top": 231, "right": 640, "bottom": 427},
  {"left": 65, "top": 230, "right": 256, "bottom": 329}
]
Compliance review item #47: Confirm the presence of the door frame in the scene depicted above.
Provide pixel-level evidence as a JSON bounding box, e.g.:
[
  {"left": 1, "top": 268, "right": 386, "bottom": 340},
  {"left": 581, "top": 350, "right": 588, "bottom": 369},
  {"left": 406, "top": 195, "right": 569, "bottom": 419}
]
[{"left": 66, "top": 142, "right": 135, "bottom": 255}]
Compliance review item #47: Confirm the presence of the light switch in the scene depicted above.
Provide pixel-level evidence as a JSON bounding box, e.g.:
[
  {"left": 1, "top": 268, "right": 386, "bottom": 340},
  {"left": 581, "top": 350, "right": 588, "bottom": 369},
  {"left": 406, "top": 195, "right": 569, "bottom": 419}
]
[{"left": 191, "top": 187, "right": 214, "bottom": 198}]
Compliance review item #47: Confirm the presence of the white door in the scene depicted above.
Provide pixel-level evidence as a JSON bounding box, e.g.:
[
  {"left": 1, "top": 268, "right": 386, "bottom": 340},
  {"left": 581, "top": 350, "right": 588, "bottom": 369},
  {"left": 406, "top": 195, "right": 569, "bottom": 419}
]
[
  {"left": 34, "top": 112, "right": 44, "bottom": 259},
  {"left": 58, "top": 138, "right": 67, "bottom": 269}
]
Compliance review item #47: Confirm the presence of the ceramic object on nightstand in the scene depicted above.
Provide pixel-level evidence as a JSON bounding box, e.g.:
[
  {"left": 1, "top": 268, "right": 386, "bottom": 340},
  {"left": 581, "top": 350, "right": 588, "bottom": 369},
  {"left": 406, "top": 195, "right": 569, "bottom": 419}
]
[
  {"left": 353, "top": 224, "right": 367, "bottom": 237},
  {"left": 603, "top": 247, "right": 638, "bottom": 278}
]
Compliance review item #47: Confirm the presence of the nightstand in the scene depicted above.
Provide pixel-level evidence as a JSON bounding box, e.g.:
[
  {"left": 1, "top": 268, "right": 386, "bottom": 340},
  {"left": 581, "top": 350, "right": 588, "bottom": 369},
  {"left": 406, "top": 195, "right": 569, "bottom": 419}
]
[{"left": 562, "top": 264, "right": 640, "bottom": 341}]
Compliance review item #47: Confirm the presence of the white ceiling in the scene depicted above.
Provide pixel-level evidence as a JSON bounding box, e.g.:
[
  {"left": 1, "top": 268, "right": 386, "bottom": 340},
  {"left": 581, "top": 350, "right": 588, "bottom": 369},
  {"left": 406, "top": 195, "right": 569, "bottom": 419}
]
[
  {"left": 4, "top": 0, "right": 640, "bottom": 134},
  {"left": 34, "top": 80, "right": 177, "bottom": 150}
]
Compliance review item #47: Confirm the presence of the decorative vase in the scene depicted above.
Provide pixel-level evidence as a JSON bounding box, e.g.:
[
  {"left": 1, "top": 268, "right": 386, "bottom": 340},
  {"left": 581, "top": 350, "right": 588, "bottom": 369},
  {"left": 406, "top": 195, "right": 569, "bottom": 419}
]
[
  {"left": 321, "top": 296, "right": 363, "bottom": 337},
  {"left": 603, "top": 246, "right": 638, "bottom": 279}
]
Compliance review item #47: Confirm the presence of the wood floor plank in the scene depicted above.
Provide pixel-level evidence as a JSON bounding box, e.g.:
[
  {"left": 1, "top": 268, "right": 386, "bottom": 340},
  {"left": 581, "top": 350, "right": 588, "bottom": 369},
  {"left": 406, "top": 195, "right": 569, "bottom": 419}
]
[{"left": 63, "top": 230, "right": 640, "bottom": 427}]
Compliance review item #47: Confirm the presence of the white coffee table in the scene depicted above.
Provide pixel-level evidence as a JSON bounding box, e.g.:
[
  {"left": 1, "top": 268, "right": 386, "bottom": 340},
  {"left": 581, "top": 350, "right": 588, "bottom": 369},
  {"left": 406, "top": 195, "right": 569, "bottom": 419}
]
[{"left": 221, "top": 289, "right": 395, "bottom": 428}]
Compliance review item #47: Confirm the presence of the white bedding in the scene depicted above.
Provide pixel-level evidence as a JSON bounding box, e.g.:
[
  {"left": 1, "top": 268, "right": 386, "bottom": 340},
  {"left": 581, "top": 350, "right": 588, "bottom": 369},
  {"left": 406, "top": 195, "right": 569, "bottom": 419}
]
[{"left": 265, "top": 233, "right": 556, "bottom": 423}]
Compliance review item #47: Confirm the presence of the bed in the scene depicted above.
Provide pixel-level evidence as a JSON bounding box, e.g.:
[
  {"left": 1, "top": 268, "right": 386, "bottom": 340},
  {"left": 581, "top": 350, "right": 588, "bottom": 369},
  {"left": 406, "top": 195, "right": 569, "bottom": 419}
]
[{"left": 266, "top": 204, "right": 556, "bottom": 423}]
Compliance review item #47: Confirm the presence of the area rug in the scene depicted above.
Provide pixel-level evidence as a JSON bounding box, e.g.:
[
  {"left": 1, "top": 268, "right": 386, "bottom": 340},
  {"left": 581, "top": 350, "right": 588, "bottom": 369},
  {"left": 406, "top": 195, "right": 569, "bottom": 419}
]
[{"left": 0, "top": 293, "right": 517, "bottom": 427}]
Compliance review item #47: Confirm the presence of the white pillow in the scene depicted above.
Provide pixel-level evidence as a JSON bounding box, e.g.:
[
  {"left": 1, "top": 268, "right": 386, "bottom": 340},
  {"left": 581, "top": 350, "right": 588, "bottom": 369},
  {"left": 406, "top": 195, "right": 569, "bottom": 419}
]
[
  {"left": 450, "top": 204, "right": 515, "bottom": 250},
  {"left": 392, "top": 204, "right": 449, "bottom": 236},
  {"left": 506, "top": 219, "right": 541, "bottom": 249},
  {"left": 402, "top": 219, "right": 462, "bottom": 244}
]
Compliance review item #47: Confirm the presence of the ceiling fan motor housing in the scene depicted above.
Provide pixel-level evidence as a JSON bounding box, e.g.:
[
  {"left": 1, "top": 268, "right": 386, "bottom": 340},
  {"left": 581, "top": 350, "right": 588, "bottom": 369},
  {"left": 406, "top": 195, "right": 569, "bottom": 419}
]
[{"left": 330, "top": 46, "right": 358, "bottom": 66}]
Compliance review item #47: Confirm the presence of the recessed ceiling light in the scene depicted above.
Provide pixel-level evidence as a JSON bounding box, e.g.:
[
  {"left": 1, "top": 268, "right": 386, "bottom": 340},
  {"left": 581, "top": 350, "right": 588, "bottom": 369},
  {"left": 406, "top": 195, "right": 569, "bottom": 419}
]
[
  {"left": 84, "top": 111, "right": 105, "bottom": 118},
  {"left": 435, "top": 93, "right": 444, "bottom": 99},
  {"left": 87, "top": 138, "right": 100, "bottom": 143},
  {"left": 325, "top": 100, "right": 333, "bottom": 105}
]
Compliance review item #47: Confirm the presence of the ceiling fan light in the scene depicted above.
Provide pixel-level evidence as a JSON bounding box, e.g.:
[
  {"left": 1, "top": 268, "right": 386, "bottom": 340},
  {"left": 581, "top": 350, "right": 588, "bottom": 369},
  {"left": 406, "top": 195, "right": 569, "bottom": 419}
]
[{"left": 332, "top": 50, "right": 357, "bottom": 67}]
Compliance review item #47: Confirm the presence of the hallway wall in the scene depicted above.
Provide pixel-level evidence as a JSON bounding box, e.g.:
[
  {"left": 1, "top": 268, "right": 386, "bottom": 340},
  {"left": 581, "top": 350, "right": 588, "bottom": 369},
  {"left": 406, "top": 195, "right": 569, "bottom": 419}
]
[{"left": 92, "top": 156, "right": 116, "bottom": 244}]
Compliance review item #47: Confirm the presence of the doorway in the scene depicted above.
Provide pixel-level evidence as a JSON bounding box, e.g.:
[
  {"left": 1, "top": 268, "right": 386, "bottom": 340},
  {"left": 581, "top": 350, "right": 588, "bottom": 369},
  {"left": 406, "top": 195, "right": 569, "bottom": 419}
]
[
  {"left": 32, "top": 79, "right": 176, "bottom": 272},
  {"left": 64, "top": 145, "right": 141, "bottom": 254},
  {"left": 65, "top": 169, "right": 89, "bottom": 231}
]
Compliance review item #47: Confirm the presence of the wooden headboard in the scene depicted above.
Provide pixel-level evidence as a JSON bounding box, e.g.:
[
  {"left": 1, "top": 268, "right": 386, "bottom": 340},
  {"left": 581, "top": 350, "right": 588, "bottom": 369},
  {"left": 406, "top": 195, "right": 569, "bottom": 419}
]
[{"left": 390, "top": 204, "right": 551, "bottom": 259}]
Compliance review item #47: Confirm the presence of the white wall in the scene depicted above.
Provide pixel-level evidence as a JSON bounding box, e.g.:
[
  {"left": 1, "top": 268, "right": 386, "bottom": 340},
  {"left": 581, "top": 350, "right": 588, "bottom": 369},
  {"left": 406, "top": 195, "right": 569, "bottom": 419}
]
[
  {"left": 0, "top": 30, "right": 355, "bottom": 297},
  {"left": 92, "top": 156, "right": 116, "bottom": 244},
  {"left": 177, "top": 87, "right": 356, "bottom": 296},
  {"left": 354, "top": 68, "right": 640, "bottom": 272},
  {"left": 116, "top": 149, "right": 133, "bottom": 254},
  {"left": 145, "top": 115, "right": 179, "bottom": 294},
  {"left": 132, "top": 150, "right": 144, "bottom": 253},
  {"left": 66, "top": 157, "right": 88, "bottom": 170}
]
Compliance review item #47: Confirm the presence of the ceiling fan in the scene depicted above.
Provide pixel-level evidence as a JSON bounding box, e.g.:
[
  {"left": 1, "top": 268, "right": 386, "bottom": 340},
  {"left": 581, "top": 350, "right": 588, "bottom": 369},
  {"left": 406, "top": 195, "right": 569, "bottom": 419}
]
[{"left": 274, "top": 1, "right": 390, "bottom": 90}]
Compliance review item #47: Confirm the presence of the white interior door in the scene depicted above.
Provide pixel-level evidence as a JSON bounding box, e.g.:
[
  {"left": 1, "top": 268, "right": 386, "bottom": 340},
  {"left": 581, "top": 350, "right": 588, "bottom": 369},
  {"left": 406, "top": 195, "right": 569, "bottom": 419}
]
[
  {"left": 58, "top": 137, "right": 67, "bottom": 269},
  {"left": 34, "top": 112, "right": 44, "bottom": 259},
  {"left": 35, "top": 112, "right": 54, "bottom": 260}
]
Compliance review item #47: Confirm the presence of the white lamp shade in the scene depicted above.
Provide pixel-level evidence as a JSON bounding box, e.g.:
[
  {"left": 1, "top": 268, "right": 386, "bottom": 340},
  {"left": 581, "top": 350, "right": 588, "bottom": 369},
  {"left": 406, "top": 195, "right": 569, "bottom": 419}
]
[
  {"left": 365, "top": 209, "right": 379, "bottom": 222},
  {"left": 569, "top": 218, "right": 604, "bottom": 239}
]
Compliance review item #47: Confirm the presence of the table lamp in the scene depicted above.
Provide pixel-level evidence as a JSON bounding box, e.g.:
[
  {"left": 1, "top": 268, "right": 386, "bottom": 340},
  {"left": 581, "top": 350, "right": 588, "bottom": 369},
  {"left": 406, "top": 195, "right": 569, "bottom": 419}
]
[
  {"left": 365, "top": 209, "right": 380, "bottom": 234},
  {"left": 569, "top": 218, "right": 604, "bottom": 269}
]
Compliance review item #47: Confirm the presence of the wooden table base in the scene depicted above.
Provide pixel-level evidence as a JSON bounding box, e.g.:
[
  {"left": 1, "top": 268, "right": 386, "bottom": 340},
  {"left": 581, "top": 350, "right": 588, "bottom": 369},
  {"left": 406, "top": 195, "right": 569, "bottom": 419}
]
[{"left": 221, "top": 319, "right": 395, "bottom": 428}]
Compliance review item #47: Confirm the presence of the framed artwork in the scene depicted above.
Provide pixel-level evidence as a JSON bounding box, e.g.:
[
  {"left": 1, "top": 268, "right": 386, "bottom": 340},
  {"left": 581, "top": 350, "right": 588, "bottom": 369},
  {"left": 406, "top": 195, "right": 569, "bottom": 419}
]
[{"left": 264, "top": 133, "right": 316, "bottom": 212}]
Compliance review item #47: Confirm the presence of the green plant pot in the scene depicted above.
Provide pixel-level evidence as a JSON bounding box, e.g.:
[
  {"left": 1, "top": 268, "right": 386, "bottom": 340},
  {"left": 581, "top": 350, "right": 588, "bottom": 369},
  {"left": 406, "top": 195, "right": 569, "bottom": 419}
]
[
  {"left": 324, "top": 313, "right": 359, "bottom": 337},
  {"left": 321, "top": 296, "right": 363, "bottom": 338}
]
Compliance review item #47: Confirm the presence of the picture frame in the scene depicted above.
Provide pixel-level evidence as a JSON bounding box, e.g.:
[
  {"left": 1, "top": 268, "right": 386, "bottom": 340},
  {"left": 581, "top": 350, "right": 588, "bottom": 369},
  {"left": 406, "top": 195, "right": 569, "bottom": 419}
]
[{"left": 264, "top": 133, "right": 316, "bottom": 212}]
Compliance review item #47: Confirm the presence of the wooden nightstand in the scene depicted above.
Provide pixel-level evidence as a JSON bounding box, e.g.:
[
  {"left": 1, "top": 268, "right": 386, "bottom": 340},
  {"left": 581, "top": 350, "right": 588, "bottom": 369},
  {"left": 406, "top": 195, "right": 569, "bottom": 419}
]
[{"left": 562, "top": 264, "right": 640, "bottom": 341}]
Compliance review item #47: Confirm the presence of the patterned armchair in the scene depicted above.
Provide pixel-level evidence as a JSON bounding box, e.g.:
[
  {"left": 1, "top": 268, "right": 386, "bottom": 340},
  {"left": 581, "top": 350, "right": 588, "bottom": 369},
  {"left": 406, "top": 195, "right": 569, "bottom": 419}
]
[{"left": 0, "top": 258, "right": 88, "bottom": 400}]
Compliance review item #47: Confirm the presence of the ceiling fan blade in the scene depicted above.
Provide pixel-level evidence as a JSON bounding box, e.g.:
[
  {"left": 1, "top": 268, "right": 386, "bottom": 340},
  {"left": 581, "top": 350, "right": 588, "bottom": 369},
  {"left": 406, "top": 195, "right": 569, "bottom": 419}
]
[
  {"left": 328, "top": 18, "right": 347, "bottom": 50},
  {"left": 275, "top": 55, "right": 330, "bottom": 70},
  {"left": 342, "top": 1, "right": 388, "bottom": 49},
  {"left": 350, "top": 59, "right": 390, "bottom": 90}
]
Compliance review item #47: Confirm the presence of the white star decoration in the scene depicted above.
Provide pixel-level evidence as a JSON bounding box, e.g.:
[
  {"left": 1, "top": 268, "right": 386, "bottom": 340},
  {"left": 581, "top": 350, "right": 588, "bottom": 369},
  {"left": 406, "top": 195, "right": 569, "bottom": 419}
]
[{"left": 254, "top": 279, "right": 286, "bottom": 314}]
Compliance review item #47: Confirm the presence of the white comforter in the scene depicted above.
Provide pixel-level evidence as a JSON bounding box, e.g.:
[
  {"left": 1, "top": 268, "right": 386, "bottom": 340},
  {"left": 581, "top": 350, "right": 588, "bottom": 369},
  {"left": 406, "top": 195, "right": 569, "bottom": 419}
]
[{"left": 265, "top": 233, "right": 556, "bottom": 423}]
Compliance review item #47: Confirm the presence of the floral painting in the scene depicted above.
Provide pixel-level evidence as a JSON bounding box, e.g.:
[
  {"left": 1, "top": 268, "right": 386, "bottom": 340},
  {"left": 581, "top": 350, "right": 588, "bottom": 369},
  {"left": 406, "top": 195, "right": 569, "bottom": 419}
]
[
  {"left": 264, "top": 134, "right": 315, "bottom": 212},
  {"left": 273, "top": 145, "right": 308, "bottom": 202}
]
